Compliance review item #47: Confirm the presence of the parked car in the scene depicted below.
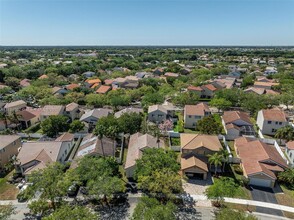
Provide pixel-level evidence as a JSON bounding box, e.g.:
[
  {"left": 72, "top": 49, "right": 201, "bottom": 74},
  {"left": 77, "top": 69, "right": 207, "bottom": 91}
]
[{"left": 67, "top": 182, "right": 79, "bottom": 197}]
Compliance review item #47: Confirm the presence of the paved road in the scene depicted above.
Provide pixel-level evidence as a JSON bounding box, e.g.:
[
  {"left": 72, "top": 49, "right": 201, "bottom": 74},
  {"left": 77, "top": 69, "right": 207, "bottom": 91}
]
[{"left": 250, "top": 186, "right": 283, "bottom": 216}]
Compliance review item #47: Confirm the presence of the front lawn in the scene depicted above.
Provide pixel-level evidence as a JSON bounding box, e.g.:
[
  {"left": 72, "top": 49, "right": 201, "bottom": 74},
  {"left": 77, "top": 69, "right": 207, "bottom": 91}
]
[
  {"left": 276, "top": 184, "right": 294, "bottom": 208},
  {"left": 0, "top": 171, "right": 19, "bottom": 200}
]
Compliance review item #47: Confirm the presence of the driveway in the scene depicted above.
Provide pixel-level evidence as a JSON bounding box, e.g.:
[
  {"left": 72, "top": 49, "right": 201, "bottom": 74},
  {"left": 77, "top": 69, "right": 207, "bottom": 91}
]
[
  {"left": 182, "top": 173, "right": 213, "bottom": 207},
  {"left": 250, "top": 186, "right": 283, "bottom": 216}
]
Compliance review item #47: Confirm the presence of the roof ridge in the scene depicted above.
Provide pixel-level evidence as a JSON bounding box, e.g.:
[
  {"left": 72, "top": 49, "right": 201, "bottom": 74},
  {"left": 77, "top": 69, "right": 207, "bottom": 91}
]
[{"left": 182, "top": 134, "right": 199, "bottom": 149}]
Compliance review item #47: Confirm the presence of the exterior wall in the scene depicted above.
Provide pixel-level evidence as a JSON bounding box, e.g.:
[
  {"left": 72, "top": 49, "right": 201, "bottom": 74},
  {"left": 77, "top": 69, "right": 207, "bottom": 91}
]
[
  {"left": 182, "top": 167, "right": 207, "bottom": 180},
  {"left": 260, "top": 119, "right": 288, "bottom": 136},
  {"left": 66, "top": 108, "right": 79, "bottom": 121},
  {"left": 182, "top": 148, "right": 215, "bottom": 157},
  {"left": 0, "top": 137, "right": 21, "bottom": 168},
  {"left": 80, "top": 116, "right": 98, "bottom": 124},
  {"left": 5, "top": 103, "right": 27, "bottom": 115},
  {"left": 249, "top": 173, "right": 275, "bottom": 188},
  {"left": 40, "top": 108, "right": 65, "bottom": 122},
  {"left": 201, "top": 88, "right": 214, "bottom": 98},
  {"left": 184, "top": 114, "right": 202, "bottom": 129},
  {"left": 286, "top": 148, "right": 294, "bottom": 165},
  {"left": 256, "top": 111, "right": 265, "bottom": 133},
  {"left": 57, "top": 141, "right": 74, "bottom": 163},
  {"left": 148, "top": 110, "right": 167, "bottom": 123},
  {"left": 125, "top": 165, "right": 135, "bottom": 178}
]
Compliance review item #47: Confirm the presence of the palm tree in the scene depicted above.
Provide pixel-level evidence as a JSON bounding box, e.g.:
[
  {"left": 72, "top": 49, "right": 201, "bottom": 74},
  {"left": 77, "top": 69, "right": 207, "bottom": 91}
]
[
  {"left": 208, "top": 153, "right": 223, "bottom": 175},
  {"left": 275, "top": 126, "right": 294, "bottom": 143},
  {"left": 219, "top": 149, "right": 230, "bottom": 172}
]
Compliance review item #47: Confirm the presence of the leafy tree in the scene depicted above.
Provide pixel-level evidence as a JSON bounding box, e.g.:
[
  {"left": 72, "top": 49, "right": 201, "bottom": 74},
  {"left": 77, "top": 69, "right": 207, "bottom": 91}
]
[
  {"left": 85, "top": 94, "right": 106, "bottom": 107},
  {"left": 69, "top": 120, "right": 85, "bottom": 133},
  {"left": 215, "top": 208, "right": 257, "bottom": 220},
  {"left": 196, "top": 115, "right": 222, "bottom": 135},
  {"left": 240, "top": 93, "right": 266, "bottom": 115},
  {"left": 158, "top": 119, "right": 174, "bottom": 135},
  {"left": 43, "top": 204, "right": 98, "bottom": 220},
  {"left": 278, "top": 168, "right": 294, "bottom": 189},
  {"left": 132, "top": 197, "right": 176, "bottom": 220},
  {"left": 4, "top": 77, "right": 20, "bottom": 89},
  {"left": 0, "top": 204, "right": 15, "bottom": 220},
  {"left": 28, "top": 199, "right": 51, "bottom": 217},
  {"left": 210, "top": 98, "right": 232, "bottom": 112},
  {"left": 138, "top": 168, "right": 183, "bottom": 199},
  {"left": 141, "top": 92, "right": 164, "bottom": 107},
  {"left": 171, "top": 92, "right": 199, "bottom": 106},
  {"left": 134, "top": 148, "right": 180, "bottom": 179},
  {"left": 41, "top": 115, "right": 70, "bottom": 137},
  {"left": 94, "top": 115, "right": 121, "bottom": 139},
  {"left": 205, "top": 177, "right": 238, "bottom": 206},
  {"left": 279, "top": 92, "right": 294, "bottom": 110},
  {"left": 28, "top": 163, "right": 70, "bottom": 210},
  {"left": 215, "top": 88, "right": 243, "bottom": 107},
  {"left": 118, "top": 112, "right": 142, "bottom": 135},
  {"left": 241, "top": 75, "right": 255, "bottom": 88}
]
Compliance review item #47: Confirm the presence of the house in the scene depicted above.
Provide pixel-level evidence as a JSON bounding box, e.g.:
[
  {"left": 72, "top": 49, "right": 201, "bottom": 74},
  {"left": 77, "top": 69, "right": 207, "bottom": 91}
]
[
  {"left": 148, "top": 103, "right": 175, "bottom": 124},
  {"left": 234, "top": 137, "right": 287, "bottom": 188},
  {"left": 264, "top": 67, "right": 278, "bottom": 75},
  {"left": 80, "top": 108, "right": 113, "bottom": 126},
  {"left": 65, "top": 102, "right": 81, "bottom": 121},
  {"left": 96, "top": 85, "right": 111, "bottom": 94},
  {"left": 164, "top": 72, "right": 179, "bottom": 78},
  {"left": 4, "top": 100, "right": 27, "bottom": 115},
  {"left": 253, "top": 81, "right": 279, "bottom": 90},
  {"left": 201, "top": 84, "right": 218, "bottom": 98},
  {"left": 244, "top": 87, "right": 279, "bottom": 96},
  {"left": 125, "top": 132, "right": 164, "bottom": 178},
  {"left": 16, "top": 110, "right": 39, "bottom": 129},
  {"left": 19, "top": 79, "right": 31, "bottom": 87},
  {"left": 256, "top": 108, "right": 288, "bottom": 136},
  {"left": 114, "top": 107, "right": 143, "bottom": 118},
  {"left": 187, "top": 86, "right": 203, "bottom": 96},
  {"left": 82, "top": 71, "right": 96, "bottom": 78},
  {"left": 184, "top": 103, "right": 211, "bottom": 129},
  {"left": 153, "top": 68, "right": 164, "bottom": 75},
  {"left": 74, "top": 134, "right": 116, "bottom": 160},
  {"left": 38, "top": 74, "right": 48, "bottom": 80},
  {"left": 40, "top": 105, "right": 65, "bottom": 121},
  {"left": 180, "top": 134, "right": 222, "bottom": 180},
  {"left": 66, "top": 83, "right": 80, "bottom": 91},
  {"left": 16, "top": 133, "right": 74, "bottom": 176},
  {"left": 0, "top": 135, "right": 21, "bottom": 170},
  {"left": 222, "top": 111, "right": 255, "bottom": 140},
  {"left": 286, "top": 141, "right": 294, "bottom": 165},
  {"left": 228, "top": 72, "right": 241, "bottom": 79},
  {"left": 84, "top": 78, "right": 102, "bottom": 89},
  {"left": 52, "top": 86, "right": 68, "bottom": 96}
]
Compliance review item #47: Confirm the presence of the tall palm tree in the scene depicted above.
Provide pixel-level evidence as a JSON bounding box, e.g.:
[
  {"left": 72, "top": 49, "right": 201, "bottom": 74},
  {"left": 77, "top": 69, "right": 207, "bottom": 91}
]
[
  {"left": 275, "top": 126, "right": 294, "bottom": 143},
  {"left": 219, "top": 149, "right": 230, "bottom": 172},
  {"left": 208, "top": 153, "right": 223, "bottom": 175}
]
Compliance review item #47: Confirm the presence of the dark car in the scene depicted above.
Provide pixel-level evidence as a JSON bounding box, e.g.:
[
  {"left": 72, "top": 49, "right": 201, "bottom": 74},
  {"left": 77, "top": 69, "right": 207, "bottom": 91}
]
[
  {"left": 126, "top": 182, "right": 137, "bottom": 193},
  {"left": 67, "top": 183, "right": 80, "bottom": 197}
]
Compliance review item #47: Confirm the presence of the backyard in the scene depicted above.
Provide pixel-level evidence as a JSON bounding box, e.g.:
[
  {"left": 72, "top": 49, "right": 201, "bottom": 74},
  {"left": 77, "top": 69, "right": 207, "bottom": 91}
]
[{"left": 0, "top": 171, "right": 19, "bottom": 200}]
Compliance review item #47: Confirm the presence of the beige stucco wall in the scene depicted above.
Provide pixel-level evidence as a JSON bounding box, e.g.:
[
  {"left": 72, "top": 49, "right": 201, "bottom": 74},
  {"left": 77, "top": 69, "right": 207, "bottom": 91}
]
[{"left": 0, "top": 137, "right": 21, "bottom": 168}]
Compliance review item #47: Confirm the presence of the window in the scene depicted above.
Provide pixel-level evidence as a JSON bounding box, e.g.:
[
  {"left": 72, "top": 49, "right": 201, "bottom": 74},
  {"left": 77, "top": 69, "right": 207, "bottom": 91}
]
[
  {"left": 290, "top": 152, "right": 293, "bottom": 159},
  {"left": 188, "top": 115, "right": 191, "bottom": 118},
  {"left": 268, "top": 121, "right": 272, "bottom": 124},
  {"left": 279, "top": 122, "right": 282, "bottom": 125},
  {"left": 275, "top": 122, "right": 278, "bottom": 125},
  {"left": 272, "top": 128, "right": 277, "bottom": 133}
]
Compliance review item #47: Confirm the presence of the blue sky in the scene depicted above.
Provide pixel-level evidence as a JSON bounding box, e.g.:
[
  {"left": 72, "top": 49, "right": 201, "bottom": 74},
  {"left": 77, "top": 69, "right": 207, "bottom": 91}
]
[{"left": 0, "top": 0, "right": 293, "bottom": 46}]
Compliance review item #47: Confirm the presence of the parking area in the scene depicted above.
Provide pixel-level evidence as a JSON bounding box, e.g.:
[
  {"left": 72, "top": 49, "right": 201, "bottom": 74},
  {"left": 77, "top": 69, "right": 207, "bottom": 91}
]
[{"left": 250, "top": 186, "right": 283, "bottom": 216}]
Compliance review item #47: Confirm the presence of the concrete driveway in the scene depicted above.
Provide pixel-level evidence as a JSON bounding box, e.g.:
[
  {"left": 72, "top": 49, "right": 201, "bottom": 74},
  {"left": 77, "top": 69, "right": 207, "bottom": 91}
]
[{"left": 250, "top": 186, "right": 283, "bottom": 216}]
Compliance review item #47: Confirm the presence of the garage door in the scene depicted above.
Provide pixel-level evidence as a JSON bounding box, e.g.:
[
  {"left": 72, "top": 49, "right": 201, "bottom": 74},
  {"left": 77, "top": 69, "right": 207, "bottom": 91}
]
[
  {"left": 185, "top": 172, "right": 204, "bottom": 179},
  {"left": 249, "top": 178, "right": 272, "bottom": 188}
]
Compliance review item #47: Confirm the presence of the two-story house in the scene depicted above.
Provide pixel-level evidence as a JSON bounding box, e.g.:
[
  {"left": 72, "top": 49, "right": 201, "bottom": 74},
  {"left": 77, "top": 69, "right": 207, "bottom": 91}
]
[
  {"left": 180, "top": 134, "right": 222, "bottom": 180},
  {"left": 256, "top": 108, "right": 288, "bottom": 136},
  {"left": 40, "top": 105, "right": 65, "bottom": 121},
  {"left": 65, "top": 102, "right": 81, "bottom": 121},
  {"left": 184, "top": 103, "right": 211, "bottom": 129},
  {"left": 4, "top": 100, "right": 27, "bottom": 115},
  {"left": 0, "top": 135, "right": 21, "bottom": 170},
  {"left": 148, "top": 103, "right": 176, "bottom": 124}
]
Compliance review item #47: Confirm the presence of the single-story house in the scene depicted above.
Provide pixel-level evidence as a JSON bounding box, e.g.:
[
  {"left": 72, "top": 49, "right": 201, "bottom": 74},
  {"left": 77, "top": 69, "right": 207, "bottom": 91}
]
[
  {"left": 80, "top": 108, "right": 113, "bottom": 126},
  {"left": 4, "top": 100, "right": 27, "bottom": 115},
  {"left": 125, "top": 132, "right": 164, "bottom": 178},
  {"left": 96, "top": 85, "right": 111, "bottom": 94},
  {"left": 234, "top": 137, "right": 287, "bottom": 188},
  {"left": 114, "top": 107, "right": 143, "bottom": 118}
]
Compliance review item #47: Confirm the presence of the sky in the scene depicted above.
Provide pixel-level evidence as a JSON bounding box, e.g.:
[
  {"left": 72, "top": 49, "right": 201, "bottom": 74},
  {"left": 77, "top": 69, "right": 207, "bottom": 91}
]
[{"left": 0, "top": 0, "right": 293, "bottom": 46}]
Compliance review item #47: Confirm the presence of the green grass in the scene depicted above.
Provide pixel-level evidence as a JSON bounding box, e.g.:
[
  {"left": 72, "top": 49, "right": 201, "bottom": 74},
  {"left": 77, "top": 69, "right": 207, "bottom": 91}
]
[
  {"left": 170, "top": 137, "right": 180, "bottom": 146},
  {"left": 119, "top": 147, "right": 128, "bottom": 182},
  {"left": 0, "top": 171, "right": 19, "bottom": 200},
  {"left": 227, "top": 141, "right": 237, "bottom": 157},
  {"left": 276, "top": 184, "right": 294, "bottom": 208},
  {"left": 184, "top": 128, "right": 199, "bottom": 134}
]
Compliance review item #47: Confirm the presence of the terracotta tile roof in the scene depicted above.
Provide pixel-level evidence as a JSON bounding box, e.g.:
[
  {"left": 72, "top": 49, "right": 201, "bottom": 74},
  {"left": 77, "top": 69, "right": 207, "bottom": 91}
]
[
  {"left": 181, "top": 156, "right": 208, "bottom": 172},
  {"left": 86, "top": 78, "right": 101, "bottom": 85},
  {"left": 254, "top": 81, "right": 279, "bottom": 87},
  {"left": 265, "top": 89, "right": 280, "bottom": 95},
  {"left": 104, "top": 79, "right": 114, "bottom": 85},
  {"left": 66, "top": 102, "right": 79, "bottom": 112},
  {"left": 91, "top": 83, "right": 100, "bottom": 89},
  {"left": 66, "top": 83, "right": 79, "bottom": 90},
  {"left": 222, "top": 111, "right": 252, "bottom": 125},
  {"left": 185, "top": 103, "right": 211, "bottom": 116},
  {"left": 286, "top": 141, "right": 294, "bottom": 150},
  {"left": 96, "top": 85, "right": 111, "bottom": 94},
  {"left": 180, "top": 134, "right": 222, "bottom": 151},
  {"left": 202, "top": 84, "right": 217, "bottom": 91},
  {"left": 164, "top": 72, "right": 179, "bottom": 77},
  {"left": 19, "top": 79, "right": 30, "bottom": 87},
  {"left": 187, "top": 85, "right": 203, "bottom": 92},
  {"left": 38, "top": 74, "right": 48, "bottom": 79},
  {"left": 16, "top": 110, "right": 36, "bottom": 121},
  {"left": 55, "top": 132, "right": 74, "bottom": 142},
  {"left": 235, "top": 137, "right": 287, "bottom": 178},
  {"left": 261, "top": 108, "right": 287, "bottom": 122}
]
